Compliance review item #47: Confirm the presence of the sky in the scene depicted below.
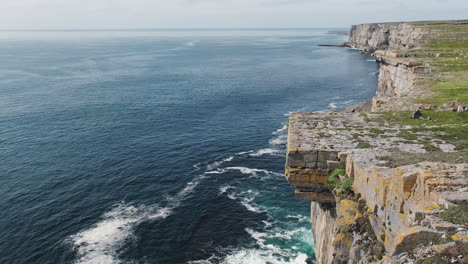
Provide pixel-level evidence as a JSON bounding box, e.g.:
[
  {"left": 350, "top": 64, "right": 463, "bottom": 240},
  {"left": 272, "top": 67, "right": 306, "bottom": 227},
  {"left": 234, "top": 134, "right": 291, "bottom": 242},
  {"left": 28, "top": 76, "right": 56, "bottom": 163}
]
[{"left": 1, "top": 0, "right": 467, "bottom": 29}]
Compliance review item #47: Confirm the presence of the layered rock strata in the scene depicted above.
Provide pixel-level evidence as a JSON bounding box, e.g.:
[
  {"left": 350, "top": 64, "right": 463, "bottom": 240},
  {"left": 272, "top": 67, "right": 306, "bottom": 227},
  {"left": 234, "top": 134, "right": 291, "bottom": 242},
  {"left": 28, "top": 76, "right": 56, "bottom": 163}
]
[{"left": 285, "top": 22, "right": 468, "bottom": 264}]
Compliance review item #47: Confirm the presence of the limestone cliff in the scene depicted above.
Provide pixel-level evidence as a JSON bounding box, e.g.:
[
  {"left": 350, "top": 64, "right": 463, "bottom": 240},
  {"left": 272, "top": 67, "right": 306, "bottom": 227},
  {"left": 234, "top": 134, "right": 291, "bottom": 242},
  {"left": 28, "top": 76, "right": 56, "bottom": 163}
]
[{"left": 285, "top": 20, "right": 468, "bottom": 264}]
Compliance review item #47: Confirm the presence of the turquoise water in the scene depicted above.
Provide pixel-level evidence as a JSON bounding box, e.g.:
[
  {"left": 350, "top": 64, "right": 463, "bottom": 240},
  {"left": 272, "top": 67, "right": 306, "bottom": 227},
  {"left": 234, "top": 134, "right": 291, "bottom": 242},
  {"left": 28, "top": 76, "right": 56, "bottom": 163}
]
[{"left": 0, "top": 29, "right": 378, "bottom": 264}]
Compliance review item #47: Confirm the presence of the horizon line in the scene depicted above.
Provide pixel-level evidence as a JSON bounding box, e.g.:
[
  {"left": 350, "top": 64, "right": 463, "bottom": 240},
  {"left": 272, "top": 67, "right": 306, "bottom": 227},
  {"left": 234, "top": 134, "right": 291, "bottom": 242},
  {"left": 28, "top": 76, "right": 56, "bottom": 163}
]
[{"left": 0, "top": 27, "right": 349, "bottom": 32}]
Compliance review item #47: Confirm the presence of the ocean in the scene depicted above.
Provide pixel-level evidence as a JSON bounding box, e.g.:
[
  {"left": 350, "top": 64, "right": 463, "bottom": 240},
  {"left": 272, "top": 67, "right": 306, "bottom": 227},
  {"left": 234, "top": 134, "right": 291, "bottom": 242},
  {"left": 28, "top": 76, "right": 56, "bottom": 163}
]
[{"left": 0, "top": 29, "right": 378, "bottom": 264}]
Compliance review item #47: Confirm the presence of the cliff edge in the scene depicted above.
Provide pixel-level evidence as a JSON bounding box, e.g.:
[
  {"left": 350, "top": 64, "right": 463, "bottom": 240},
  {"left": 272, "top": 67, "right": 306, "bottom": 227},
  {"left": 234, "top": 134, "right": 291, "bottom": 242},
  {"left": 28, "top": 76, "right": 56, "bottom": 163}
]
[{"left": 285, "top": 20, "right": 468, "bottom": 264}]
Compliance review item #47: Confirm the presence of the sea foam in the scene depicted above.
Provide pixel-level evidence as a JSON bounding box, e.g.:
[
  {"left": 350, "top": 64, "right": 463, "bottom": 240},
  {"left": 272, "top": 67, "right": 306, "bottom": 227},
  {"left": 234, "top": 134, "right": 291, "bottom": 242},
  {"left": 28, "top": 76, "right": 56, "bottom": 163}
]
[{"left": 71, "top": 203, "right": 171, "bottom": 264}]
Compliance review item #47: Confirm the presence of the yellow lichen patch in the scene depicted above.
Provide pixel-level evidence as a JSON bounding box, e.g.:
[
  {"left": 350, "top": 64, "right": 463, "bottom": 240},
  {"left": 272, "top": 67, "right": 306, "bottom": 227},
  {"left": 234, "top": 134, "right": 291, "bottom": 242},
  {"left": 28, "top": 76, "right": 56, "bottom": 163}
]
[
  {"left": 422, "top": 172, "right": 433, "bottom": 177},
  {"left": 334, "top": 233, "right": 353, "bottom": 249},
  {"left": 354, "top": 212, "right": 363, "bottom": 221},
  {"left": 384, "top": 235, "right": 392, "bottom": 248},
  {"left": 337, "top": 199, "right": 359, "bottom": 225},
  {"left": 421, "top": 201, "right": 442, "bottom": 211},
  {"left": 451, "top": 235, "right": 468, "bottom": 241},
  {"left": 426, "top": 178, "right": 451, "bottom": 185}
]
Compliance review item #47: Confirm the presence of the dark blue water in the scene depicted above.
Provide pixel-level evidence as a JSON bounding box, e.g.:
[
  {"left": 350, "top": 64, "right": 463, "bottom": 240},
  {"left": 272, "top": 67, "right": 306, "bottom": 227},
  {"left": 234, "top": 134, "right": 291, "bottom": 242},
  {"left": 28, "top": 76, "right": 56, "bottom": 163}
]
[{"left": 0, "top": 29, "right": 378, "bottom": 264}]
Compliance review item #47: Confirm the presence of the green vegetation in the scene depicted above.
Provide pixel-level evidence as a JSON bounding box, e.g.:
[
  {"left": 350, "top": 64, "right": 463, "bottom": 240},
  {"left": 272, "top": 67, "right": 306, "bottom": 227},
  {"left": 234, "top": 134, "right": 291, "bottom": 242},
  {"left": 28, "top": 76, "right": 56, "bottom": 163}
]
[
  {"left": 368, "top": 128, "right": 385, "bottom": 137},
  {"left": 337, "top": 177, "right": 354, "bottom": 190},
  {"left": 356, "top": 142, "right": 373, "bottom": 149},
  {"left": 421, "top": 257, "right": 448, "bottom": 264},
  {"left": 326, "top": 164, "right": 354, "bottom": 191},
  {"left": 375, "top": 110, "right": 468, "bottom": 151},
  {"left": 418, "top": 79, "right": 468, "bottom": 106},
  {"left": 359, "top": 112, "right": 370, "bottom": 123},
  {"left": 377, "top": 110, "right": 468, "bottom": 126},
  {"left": 408, "top": 21, "right": 468, "bottom": 107},
  {"left": 397, "top": 130, "right": 418, "bottom": 141},
  {"left": 439, "top": 202, "right": 468, "bottom": 225}
]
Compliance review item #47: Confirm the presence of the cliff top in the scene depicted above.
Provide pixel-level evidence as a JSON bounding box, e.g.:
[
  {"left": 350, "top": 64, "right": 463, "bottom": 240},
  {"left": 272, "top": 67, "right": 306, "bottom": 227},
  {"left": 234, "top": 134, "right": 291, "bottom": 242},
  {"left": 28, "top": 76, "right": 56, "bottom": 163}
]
[{"left": 285, "top": 20, "right": 468, "bottom": 264}]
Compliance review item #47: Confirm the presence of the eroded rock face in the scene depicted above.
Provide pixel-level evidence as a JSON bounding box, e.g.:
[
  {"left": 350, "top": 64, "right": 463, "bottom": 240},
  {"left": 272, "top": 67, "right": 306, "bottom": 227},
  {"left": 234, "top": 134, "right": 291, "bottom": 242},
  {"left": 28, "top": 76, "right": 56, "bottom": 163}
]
[
  {"left": 285, "top": 21, "right": 467, "bottom": 264},
  {"left": 348, "top": 23, "right": 431, "bottom": 112},
  {"left": 311, "top": 203, "right": 338, "bottom": 264},
  {"left": 348, "top": 23, "right": 427, "bottom": 53},
  {"left": 351, "top": 160, "right": 468, "bottom": 256},
  {"left": 285, "top": 110, "right": 468, "bottom": 263}
]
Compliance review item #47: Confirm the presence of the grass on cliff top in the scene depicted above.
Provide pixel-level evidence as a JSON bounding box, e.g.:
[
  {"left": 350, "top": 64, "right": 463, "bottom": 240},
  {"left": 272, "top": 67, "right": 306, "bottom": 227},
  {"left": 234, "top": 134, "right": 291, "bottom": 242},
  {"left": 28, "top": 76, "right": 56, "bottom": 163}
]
[
  {"left": 375, "top": 111, "right": 468, "bottom": 152},
  {"left": 418, "top": 79, "right": 468, "bottom": 106},
  {"left": 409, "top": 20, "right": 468, "bottom": 26},
  {"left": 377, "top": 110, "right": 468, "bottom": 126},
  {"left": 439, "top": 202, "right": 468, "bottom": 225},
  {"left": 411, "top": 21, "right": 468, "bottom": 106}
]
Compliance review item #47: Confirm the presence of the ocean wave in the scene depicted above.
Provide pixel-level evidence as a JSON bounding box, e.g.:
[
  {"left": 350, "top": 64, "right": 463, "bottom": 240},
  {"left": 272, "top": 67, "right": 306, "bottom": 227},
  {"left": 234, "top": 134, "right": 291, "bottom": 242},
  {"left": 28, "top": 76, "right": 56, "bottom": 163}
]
[
  {"left": 70, "top": 203, "right": 171, "bottom": 264},
  {"left": 286, "top": 215, "right": 310, "bottom": 223},
  {"left": 221, "top": 188, "right": 265, "bottom": 213},
  {"left": 71, "top": 171, "right": 210, "bottom": 263},
  {"left": 224, "top": 167, "right": 282, "bottom": 178},
  {"left": 206, "top": 156, "right": 234, "bottom": 170},
  {"left": 198, "top": 225, "right": 313, "bottom": 264},
  {"left": 219, "top": 185, "right": 235, "bottom": 194},
  {"left": 220, "top": 249, "right": 308, "bottom": 264},
  {"left": 269, "top": 134, "right": 287, "bottom": 146},
  {"left": 236, "top": 150, "right": 254, "bottom": 155},
  {"left": 193, "top": 162, "right": 202, "bottom": 170},
  {"left": 248, "top": 148, "right": 282, "bottom": 157},
  {"left": 328, "top": 102, "right": 337, "bottom": 109},
  {"left": 272, "top": 124, "right": 287, "bottom": 135},
  {"left": 283, "top": 108, "right": 304, "bottom": 116}
]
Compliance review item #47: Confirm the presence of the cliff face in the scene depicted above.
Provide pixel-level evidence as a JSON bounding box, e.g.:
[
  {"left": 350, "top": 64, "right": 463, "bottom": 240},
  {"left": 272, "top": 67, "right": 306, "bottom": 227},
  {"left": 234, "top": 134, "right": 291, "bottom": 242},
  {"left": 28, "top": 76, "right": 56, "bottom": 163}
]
[
  {"left": 349, "top": 24, "right": 432, "bottom": 111},
  {"left": 285, "top": 21, "right": 468, "bottom": 264},
  {"left": 348, "top": 23, "right": 427, "bottom": 53}
]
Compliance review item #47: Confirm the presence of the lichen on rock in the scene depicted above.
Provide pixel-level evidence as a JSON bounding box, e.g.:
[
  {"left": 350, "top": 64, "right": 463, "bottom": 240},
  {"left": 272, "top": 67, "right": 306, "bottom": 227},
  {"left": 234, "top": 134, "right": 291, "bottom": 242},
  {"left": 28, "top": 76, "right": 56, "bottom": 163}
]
[{"left": 284, "top": 20, "right": 468, "bottom": 264}]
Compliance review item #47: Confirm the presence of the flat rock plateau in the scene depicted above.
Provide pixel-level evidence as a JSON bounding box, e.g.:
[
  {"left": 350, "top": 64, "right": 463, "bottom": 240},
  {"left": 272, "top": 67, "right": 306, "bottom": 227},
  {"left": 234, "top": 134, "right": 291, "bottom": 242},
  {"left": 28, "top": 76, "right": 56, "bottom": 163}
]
[{"left": 284, "top": 20, "right": 468, "bottom": 264}]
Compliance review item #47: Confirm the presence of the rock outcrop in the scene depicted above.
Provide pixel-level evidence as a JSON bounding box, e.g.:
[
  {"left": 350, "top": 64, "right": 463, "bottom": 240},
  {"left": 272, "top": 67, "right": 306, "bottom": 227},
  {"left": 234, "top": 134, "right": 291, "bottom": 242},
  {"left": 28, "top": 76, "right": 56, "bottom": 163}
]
[
  {"left": 348, "top": 23, "right": 428, "bottom": 53},
  {"left": 348, "top": 23, "right": 433, "bottom": 111},
  {"left": 285, "top": 21, "right": 468, "bottom": 264}
]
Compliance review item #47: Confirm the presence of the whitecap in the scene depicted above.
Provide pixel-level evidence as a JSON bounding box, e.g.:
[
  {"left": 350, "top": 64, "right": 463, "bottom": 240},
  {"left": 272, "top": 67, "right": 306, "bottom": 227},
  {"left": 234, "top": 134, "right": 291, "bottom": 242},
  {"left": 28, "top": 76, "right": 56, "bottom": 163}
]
[
  {"left": 286, "top": 215, "right": 310, "bottom": 222},
  {"left": 205, "top": 170, "right": 226, "bottom": 174},
  {"left": 71, "top": 203, "right": 171, "bottom": 264},
  {"left": 193, "top": 162, "right": 202, "bottom": 170},
  {"left": 224, "top": 167, "right": 282, "bottom": 178},
  {"left": 206, "top": 156, "right": 234, "bottom": 170},
  {"left": 248, "top": 148, "right": 282, "bottom": 157},
  {"left": 272, "top": 124, "right": 287, "bottom": 135},
  {"left": 220, "top": 249, "right": 308, "bottom": 264},
  {"left": 240, "top": 198, "right": 263, "bottom": 213},
  {"left": 328, "top": 102, "right": 337, "bottom": 109},
  {"left": 71, "top": 171, "right": 210, "bottom": 263},
  {"left": 219, "top": 185, "right": 234, "bottom": 194},
  {"left": 269, "top": 135, "right": 287, "bottom": 145},
  {"left": 236, "top": 150, "right": 254, "bottom": 155}
]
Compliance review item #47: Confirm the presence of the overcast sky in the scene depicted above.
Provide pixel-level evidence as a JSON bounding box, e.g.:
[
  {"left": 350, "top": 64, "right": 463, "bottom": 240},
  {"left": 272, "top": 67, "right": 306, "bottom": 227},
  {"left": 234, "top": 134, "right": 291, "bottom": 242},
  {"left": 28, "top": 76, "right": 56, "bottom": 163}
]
[{"left": 1, "top": 0, "right": 467, "bottom": 29}]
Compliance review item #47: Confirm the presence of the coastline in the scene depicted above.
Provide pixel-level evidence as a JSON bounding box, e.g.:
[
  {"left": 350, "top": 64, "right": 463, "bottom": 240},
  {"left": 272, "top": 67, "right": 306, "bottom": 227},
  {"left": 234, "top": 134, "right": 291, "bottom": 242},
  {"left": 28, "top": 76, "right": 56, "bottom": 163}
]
[{"left": 285, "top": 20, "right": 468, "bottom": 263}]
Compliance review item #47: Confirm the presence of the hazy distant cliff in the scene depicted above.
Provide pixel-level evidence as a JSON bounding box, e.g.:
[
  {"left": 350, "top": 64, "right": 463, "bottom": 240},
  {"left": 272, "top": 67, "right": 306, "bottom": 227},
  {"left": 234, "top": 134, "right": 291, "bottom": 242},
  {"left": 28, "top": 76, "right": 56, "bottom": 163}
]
[{"left": 285, "top": 20, "right": 468, "bottom": 264}]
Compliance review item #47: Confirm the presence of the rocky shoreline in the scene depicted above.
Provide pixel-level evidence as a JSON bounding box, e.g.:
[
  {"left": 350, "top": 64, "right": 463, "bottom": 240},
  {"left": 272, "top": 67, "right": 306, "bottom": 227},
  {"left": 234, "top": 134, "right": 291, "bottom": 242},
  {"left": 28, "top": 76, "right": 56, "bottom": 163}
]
[{"left": 285, "top": 20, "right": 468, "bottom": 263}]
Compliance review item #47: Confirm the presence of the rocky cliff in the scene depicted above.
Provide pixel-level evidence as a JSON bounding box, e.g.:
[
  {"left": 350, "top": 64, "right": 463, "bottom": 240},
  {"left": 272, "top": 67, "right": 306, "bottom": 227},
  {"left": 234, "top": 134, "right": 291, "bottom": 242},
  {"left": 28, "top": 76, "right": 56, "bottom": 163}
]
[{"left": 285, "top": 21, "right": 468, "bottom": 264}]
